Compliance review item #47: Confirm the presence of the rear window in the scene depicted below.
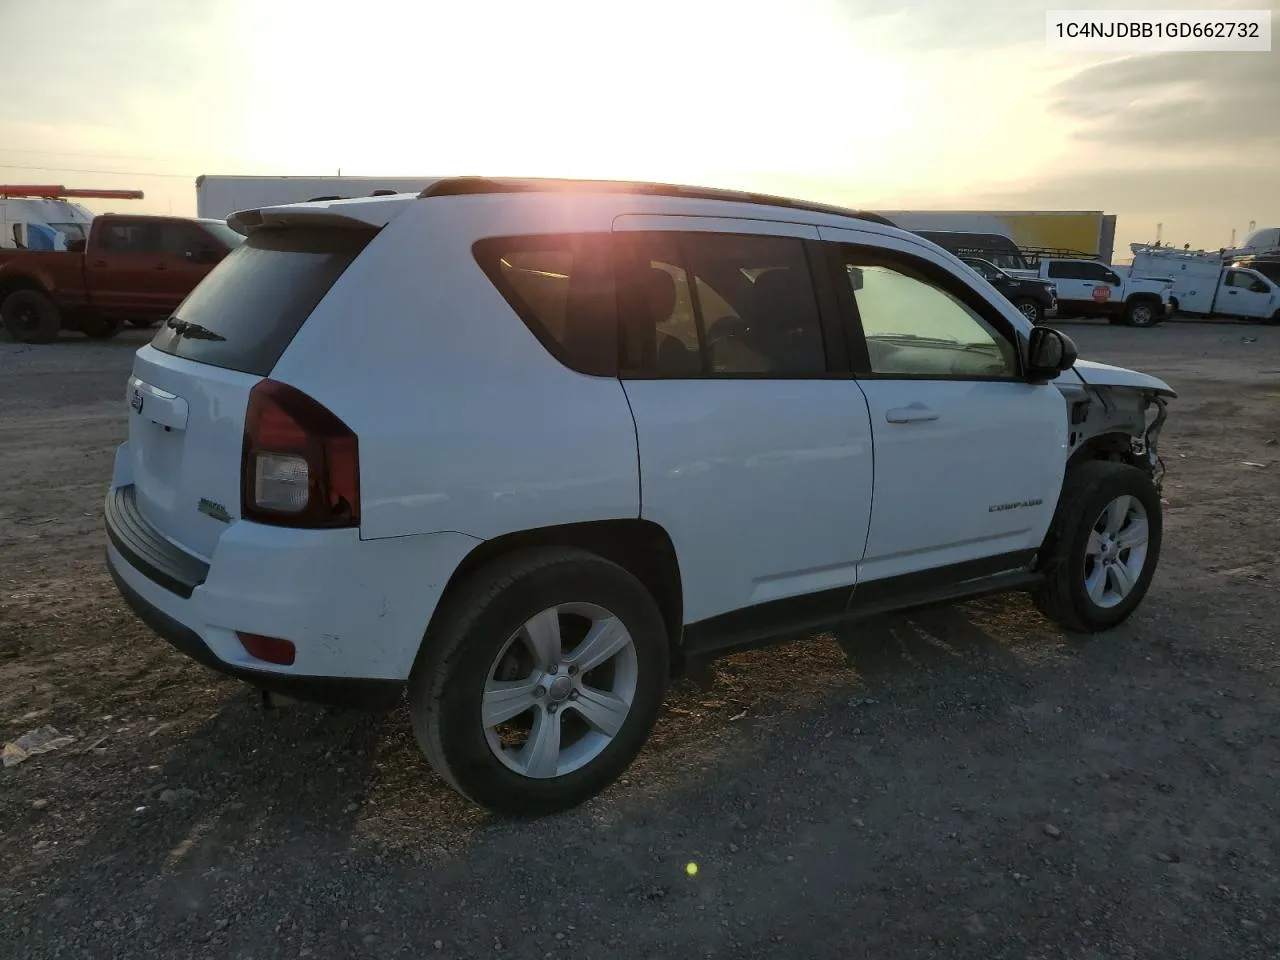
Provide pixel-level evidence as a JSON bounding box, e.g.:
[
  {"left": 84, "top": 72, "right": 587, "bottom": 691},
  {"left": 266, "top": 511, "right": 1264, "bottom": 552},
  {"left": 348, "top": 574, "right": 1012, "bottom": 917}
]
[{"left": 150, "top": 227, "right": 375, "bottom": 376}]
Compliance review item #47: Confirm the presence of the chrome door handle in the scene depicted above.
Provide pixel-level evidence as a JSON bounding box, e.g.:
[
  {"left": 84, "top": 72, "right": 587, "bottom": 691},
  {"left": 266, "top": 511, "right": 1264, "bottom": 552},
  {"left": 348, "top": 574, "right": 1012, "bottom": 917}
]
[{"left": 885, "top": 405, "right": 939, "bottom": 424}]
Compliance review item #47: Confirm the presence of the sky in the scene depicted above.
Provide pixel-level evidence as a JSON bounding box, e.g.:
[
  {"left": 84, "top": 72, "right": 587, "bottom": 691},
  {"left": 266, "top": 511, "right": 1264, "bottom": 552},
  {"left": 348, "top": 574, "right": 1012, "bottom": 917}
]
[{"left": 0, "top": 0, "right": 1275, "bottom": 255}]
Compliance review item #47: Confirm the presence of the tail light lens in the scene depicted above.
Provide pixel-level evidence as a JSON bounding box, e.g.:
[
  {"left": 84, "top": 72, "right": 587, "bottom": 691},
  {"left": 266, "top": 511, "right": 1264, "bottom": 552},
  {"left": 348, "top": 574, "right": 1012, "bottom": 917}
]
[{"left": 241, "top": 380, "right": 359, "bottom": 528}]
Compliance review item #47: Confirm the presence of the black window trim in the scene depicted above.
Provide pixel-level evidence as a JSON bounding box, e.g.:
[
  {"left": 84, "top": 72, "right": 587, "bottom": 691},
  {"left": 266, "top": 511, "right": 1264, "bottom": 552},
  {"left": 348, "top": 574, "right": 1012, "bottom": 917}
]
[
  {"left": 829, "top": 241, "right": 1029, "bottom": 384},
  {"left": 472, "top": 233, "right": 619, "bottom": 379},
  {"left": 614, "top": 229, "right": 850, "bottom": 382}
]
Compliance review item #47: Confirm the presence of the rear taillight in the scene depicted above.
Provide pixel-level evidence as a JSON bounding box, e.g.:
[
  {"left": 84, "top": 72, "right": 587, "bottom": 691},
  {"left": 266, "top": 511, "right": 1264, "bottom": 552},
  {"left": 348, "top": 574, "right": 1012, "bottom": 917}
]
[{"left": 241, "top": 380, "right": 359, "bottom": 528}]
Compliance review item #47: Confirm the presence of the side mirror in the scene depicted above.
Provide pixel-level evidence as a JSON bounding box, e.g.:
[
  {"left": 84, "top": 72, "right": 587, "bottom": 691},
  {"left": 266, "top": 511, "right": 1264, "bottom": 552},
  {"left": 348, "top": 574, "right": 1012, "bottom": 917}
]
[
  {"left": 1027, "top": 326, "right": 1078, "bottom": 379},
  {"left": 847, "top": 265, "right": 864, "bottom": 292}
]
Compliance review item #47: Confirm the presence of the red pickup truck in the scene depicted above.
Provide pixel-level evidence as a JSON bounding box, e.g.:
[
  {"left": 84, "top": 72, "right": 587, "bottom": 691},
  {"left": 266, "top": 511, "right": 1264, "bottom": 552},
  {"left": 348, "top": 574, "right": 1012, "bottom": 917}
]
[{"left": 0, "top": 213, "right": 242, "bottom": 343}]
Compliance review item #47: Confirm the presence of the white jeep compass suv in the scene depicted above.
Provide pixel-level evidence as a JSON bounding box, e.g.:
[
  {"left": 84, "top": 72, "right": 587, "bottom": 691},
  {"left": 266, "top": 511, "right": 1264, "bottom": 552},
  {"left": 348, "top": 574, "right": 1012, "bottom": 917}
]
[{"left": 105, "top": 177, "right": 1175, "bottom": 815}]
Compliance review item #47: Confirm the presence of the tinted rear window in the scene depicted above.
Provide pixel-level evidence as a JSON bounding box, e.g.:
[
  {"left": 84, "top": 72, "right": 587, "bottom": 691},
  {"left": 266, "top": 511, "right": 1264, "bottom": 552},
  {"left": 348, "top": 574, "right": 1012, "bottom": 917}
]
[{"left": 150, "top": 227, "right": 375, "bottom": 376}]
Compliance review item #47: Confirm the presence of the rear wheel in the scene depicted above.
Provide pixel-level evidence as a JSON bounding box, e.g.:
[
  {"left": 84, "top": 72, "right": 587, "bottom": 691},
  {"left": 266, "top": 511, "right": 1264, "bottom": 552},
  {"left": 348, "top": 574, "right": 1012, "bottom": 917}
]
[
  {"left": 1033, "top": 461, "right": 1162, "bottom": 633},
  {"left": 1, "top": 289, "right": 61, "bottom": 344},
  {"left": 80, "top": 317, "right": 123, "bottom": 340},
  {"left": 408, "top": 548, "right": 670, "bottom": 816},
  {"left": 1012, "top": 298, "right": 1043, "bottom": 324},
  {"left": 1124, "top": 299, "right": 1162, "bottom": 328}
]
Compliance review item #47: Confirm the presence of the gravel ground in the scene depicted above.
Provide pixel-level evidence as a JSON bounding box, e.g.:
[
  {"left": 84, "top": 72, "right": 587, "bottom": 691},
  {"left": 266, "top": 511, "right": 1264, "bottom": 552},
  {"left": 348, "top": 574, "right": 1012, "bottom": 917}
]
[{"left": 2, "top": 321, "right": 1279, "bottom": 959}]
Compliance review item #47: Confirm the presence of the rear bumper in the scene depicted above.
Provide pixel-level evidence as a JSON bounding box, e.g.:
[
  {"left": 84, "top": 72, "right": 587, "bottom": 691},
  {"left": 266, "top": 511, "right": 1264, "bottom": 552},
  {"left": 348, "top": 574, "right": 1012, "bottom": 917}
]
[
  {"left": 107, "top": 555, "right": 404, "bottom": 710},
  {"left": 103, "top": 463, "right": 482, "bottom": 708}
]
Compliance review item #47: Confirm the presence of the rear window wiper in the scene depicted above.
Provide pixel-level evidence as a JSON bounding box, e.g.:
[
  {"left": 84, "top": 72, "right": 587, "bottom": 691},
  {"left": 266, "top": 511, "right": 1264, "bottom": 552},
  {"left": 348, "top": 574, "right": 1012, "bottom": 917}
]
[{"left": 165, "top": 317, "right": 226, "bottom": 342}]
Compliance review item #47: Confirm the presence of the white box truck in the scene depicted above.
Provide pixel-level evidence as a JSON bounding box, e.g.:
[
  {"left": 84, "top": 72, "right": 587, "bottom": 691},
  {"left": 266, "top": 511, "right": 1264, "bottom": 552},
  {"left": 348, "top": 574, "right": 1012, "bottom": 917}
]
[
  {"left": 195, "top": 176, "right": 439, "bottom": 221},
  {"left": 1130, "top": 244, "right": 1280, "bottom": 325}
]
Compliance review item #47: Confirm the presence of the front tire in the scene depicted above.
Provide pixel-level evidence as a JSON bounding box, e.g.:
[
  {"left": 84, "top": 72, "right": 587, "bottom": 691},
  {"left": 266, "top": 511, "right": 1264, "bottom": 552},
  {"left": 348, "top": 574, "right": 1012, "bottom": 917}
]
[
  {"left": 1033, "top": 461, "right": 1163, "bottom": 633},
  {"left": 1013, "top": 298, "right": 1044, "bottom": 324},
  {"left": 1, "top": 289, "right": 61, "bottom": 344},
  {"left": 409, "top": 548, "right": 670, "bottom": 816}
]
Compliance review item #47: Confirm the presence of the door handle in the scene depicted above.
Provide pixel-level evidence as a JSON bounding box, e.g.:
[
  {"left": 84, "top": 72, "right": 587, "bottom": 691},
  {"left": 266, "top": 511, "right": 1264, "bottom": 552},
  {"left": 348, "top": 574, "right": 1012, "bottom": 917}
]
[{"left": 885, "top": 405, "right": 939, "bottom": 424}]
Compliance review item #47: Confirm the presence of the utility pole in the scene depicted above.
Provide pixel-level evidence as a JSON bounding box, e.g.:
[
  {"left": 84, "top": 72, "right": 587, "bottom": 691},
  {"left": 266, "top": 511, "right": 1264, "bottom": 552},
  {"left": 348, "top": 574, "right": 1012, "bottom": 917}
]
[{"left": 1155, "top": 222, "right": 1163, "bottom": 246}]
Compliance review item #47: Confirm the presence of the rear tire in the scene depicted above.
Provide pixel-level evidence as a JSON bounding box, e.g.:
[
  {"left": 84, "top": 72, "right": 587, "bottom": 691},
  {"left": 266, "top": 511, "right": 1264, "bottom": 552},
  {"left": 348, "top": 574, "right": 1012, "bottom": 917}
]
[
  {"left": 408, "top": 547, "right": 670, "bottom": 816},
  {"left": 1, "top": 289, "right": 61, "bottom": 344},
  {"left": 1012, "top": 298, "right": 1044, "bottom": 324},
  {"left": 80, "top": 317, "right": 123, "bottom": 340},
  {"left": 1123, "top": 299, "right": 1162, "bottom": 328},
  {"left": 1033, "top": 461, "right": 1163, "bottom": 633}
]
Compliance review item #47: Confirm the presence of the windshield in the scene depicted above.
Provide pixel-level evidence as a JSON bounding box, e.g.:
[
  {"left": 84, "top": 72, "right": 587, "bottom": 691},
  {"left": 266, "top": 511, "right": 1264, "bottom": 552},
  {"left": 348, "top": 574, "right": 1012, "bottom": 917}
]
[
  {"left": 47, "top": 222, "right": 86, "bottom": 242},
  {"left": 197, "top": 221, "right": 246, "bottom": 249}
]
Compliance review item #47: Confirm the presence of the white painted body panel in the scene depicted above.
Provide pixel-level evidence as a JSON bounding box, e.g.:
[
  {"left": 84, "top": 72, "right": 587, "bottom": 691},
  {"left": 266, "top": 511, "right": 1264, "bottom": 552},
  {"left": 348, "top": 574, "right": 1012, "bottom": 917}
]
[
  {"left": 818, "top": 224, "right": 1065, "bottom": 582},
  {"left": 1071, "top": 360, "right": 1176, "bottom": 398},
  {"left": 621, "top": 377, "right": 873, "bottom": 623},
  {"left": 108, "top": 445, "right": 479, "bottom": 680},
  {"left": 125, "top": 346, "right": 259, "bottom": 560},
  {"left": 1215, "top": 271, "right": 1277, "bottom": 319},
  {"left": 272, "top": 196, "right": 642, "bottom": 541}
]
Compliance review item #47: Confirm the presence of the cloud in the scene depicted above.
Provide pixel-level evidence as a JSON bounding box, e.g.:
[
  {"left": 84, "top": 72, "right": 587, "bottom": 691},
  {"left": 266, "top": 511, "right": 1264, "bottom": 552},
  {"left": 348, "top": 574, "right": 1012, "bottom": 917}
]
[
  {"left": 1051, "top": 49, "right": 1280, "bottom": 146},
  {"left": 971, "top": 162, "right": 1270, "bottom": 211}
]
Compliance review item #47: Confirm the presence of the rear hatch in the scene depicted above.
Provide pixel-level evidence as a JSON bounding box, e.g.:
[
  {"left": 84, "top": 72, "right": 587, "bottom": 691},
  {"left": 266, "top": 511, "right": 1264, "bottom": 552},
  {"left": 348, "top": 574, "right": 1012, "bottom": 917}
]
[{"left": 126, "top": 225, "right": 376, "bottom": 560}]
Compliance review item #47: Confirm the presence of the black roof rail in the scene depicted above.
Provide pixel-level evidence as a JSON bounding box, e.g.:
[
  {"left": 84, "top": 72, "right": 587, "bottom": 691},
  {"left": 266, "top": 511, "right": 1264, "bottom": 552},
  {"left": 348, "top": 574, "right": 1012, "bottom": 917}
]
[{"left": 417, "top": 176, "right": 898, "bottom": 228}]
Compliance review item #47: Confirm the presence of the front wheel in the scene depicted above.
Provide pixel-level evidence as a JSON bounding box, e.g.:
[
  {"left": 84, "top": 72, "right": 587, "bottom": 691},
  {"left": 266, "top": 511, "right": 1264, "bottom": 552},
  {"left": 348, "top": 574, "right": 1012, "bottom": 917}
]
[
  {"left": 1012, "top": 298, "right": 1044, "bottom": 324},
  {"left": 1124, "top": 299, "right": 1162, "bottom": 328},
  {"left": 1033, "top": 461, "right": 1163, "bottom": 633},
  {"left": 409, "top": 548, "right": 670, "bottom": 816}
]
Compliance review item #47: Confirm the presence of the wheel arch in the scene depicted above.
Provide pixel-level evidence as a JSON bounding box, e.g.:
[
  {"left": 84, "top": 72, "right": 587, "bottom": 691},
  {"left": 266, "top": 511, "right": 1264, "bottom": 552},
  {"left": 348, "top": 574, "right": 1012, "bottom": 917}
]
[
  {"left": 0, "top": 272, "right": 54, "bottom": 305},
  {"left": 425, "top": 518, "right": 685, "bottom": 668}
]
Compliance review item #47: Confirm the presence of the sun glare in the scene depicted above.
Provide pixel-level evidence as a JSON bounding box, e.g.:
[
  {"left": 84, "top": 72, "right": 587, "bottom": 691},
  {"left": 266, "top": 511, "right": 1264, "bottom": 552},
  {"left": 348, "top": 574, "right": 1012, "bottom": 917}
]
[{"left": 240, "top": 0, "right": 915, "bottom": 191}]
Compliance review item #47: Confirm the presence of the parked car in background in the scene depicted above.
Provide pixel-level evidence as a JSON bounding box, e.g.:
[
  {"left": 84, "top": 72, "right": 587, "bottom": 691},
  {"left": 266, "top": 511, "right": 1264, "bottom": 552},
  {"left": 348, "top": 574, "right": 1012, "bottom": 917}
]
[
  {"left": 1009, "top": 258, "right": 1171, "bottom": 327},
  {"left": 906, "top": 230, "right": 1032, "bottom": 271},
  {"left": 1229, "top": 254, "right": 1280, "bottom": 287},
  {"left": 961, "top": 256, "right": 1057, "bottom": 323},
  {"left": 104, "top": 177, "right": 1176, "bottom": 816},
  {"left": 1130, "top": 245, "right": 1280, "bottom": 324},
  {"left": 0, "top": 214, "right": 242, "bottom": 342}
]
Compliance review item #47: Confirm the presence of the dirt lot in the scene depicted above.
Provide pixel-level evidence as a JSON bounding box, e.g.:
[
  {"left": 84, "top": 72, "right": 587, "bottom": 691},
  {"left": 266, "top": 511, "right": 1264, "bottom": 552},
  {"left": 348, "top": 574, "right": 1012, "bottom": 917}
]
[{"left": 2, "top": 322, "right": 1279, "bottom": 959}]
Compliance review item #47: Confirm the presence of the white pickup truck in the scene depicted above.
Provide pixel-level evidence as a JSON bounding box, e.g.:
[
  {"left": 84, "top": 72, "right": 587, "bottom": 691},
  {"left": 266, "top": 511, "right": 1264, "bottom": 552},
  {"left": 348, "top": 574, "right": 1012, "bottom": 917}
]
[
  {"left": 1131, "top": 245, "right": 1280, "bottom": 325},
  {"left": 1009, "top": 258, "right": 1172, "bottom": 327}
]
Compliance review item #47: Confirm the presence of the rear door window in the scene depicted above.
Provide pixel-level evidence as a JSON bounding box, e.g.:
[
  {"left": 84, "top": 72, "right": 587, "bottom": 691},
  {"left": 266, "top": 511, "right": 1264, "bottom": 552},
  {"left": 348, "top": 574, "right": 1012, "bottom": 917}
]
[
  {"left": 98, "top": 220, "right": 163, "bottom": 254},
  {"left": 618, "top": 232, "right": 828, "bottom": 377},
  {"left": 149, "top": 226, "right": 375, "bottom": 376}
]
